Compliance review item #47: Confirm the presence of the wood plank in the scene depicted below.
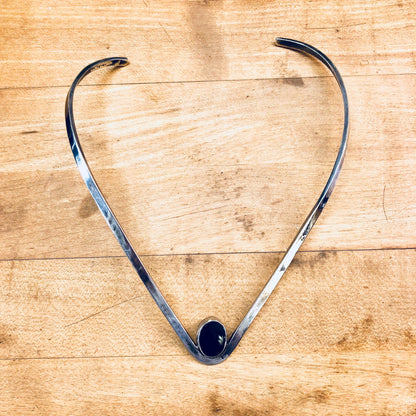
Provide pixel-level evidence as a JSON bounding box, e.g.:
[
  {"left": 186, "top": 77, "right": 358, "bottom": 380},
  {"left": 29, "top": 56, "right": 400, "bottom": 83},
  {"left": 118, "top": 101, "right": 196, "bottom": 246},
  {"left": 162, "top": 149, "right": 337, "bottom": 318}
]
[
  {"left": 1, "top": 0, "right": 416, "bottom": 88},
  {"left": 1, "top": 75, "right": 415, "bottom": 258},
  {"left": 1, "top": 352, "right": 415, "bottom": 415},
  {"left": 2, "top": 1, "right": 415, "bottom": 414},
  {"left": 0, "top": 249, "right": 415, "bottom": 359}
]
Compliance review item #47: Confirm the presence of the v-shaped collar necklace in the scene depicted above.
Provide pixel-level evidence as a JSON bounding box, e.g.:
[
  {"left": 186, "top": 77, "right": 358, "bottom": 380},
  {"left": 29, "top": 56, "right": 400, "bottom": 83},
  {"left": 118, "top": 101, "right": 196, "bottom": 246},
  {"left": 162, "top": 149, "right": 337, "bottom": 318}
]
[{"left": 65, "top": 38, "right": 349, "bottom": 365}]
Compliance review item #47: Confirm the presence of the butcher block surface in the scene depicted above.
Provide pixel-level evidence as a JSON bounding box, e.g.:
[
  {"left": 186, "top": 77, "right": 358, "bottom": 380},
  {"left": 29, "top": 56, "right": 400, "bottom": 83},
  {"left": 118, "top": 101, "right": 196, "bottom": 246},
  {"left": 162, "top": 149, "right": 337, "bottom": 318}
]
[{"left": 1, "top": 1, "right": 416, "bottom": 414}]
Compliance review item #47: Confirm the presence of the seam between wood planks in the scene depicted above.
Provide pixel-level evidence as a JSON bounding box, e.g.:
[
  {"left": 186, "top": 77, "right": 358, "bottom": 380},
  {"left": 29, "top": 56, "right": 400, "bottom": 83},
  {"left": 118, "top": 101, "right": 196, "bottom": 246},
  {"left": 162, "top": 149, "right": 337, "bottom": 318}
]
[
  {"left": 0, "top": 246, "right": 414, "bottom": 263},
  {"left": 0, "top": 71, "right": 415, "bottom": 91}
]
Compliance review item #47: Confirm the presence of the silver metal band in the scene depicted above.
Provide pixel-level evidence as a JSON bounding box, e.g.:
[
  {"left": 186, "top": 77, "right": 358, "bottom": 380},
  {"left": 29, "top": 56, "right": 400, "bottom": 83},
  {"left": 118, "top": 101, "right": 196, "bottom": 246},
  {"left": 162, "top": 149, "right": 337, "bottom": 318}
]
[{"left": 65, "top": 38, "right": 349, "bottom": 365}]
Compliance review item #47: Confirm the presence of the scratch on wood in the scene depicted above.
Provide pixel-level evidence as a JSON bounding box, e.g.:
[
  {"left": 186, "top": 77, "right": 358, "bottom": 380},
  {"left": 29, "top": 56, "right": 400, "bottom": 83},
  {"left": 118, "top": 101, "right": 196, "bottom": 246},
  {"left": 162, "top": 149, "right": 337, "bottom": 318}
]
[
  {"left": 163, "top": 205, "right": 227, "bottom": 221},
  {"left": 64, "top": 295, "right": 139, "bottom": 328},
  {"left": 159, "top": 22, "right": 175, "bottom": 45},
  {"left": 306, "top": 22, "right": 366, "bottom": 30},
  {"left": 382, "top": 185, "right": 389, "bottom": 221}
]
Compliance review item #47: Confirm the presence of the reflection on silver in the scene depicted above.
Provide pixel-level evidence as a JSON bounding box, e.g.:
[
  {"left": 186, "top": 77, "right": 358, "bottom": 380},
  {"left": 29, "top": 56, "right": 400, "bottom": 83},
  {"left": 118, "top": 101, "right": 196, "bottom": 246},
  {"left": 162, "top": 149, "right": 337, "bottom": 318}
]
[{"left": 65, "top": 38, "right": 349, "bottom": 365}]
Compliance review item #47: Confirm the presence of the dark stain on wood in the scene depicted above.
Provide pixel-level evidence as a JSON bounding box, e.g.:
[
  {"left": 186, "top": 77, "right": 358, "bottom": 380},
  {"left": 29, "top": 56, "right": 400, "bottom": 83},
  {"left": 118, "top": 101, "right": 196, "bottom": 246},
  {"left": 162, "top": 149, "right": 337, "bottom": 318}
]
[
  {"left": 291, "top": 251, "right": 331, "bottom": 268},
  {"left": 298, "top": 388, "right": 331, "bottom": 404},
  {"left": 283, "top": 77, "right": 305, "bottom": 87},
  {"left": 209, "top": 392, "right": 222, "bottom": 413},
  {"left": 234, "top": 186, "right": 244, "bottom": 198},
  {"left": 297, "top": 387, "right": 331, "bottom": 405},
  {"left": 0, "top": 202, "right": 27, "bottom": 233},
  {"left": 79, "top": 195, "right": 98, "bottom": 219},
  {"left": 209, "top": 391, "right": 269, "bottom": 415},
  {"left": 337, "top": 315, "right": 376, "bottom": 350},
  {"left": 404, "top": 328, "right": 416, "bottom": 345},
  {"left": 290, "top": 256, "right": 303, "bottom": 267},
  {"left": 236, "top": 215, "right": 254, "bottom": 232},
  {"left": 187, "top": 0, "right": 228, "bottom": 79},
  {"left": 20, "top": 130, "right": 39, "bottom": 135},
  {"left": 0, "top": 324, "right": 13, "bottom": 348},
  {"left": 312, "top": 388, "right": 330, "bottom": 403},
  {"left": 317, "top": 251, "right": 330, "bottom": 260},
  {"left": 362, "top": 315, "right": 374, "bottom": 329},
  {"left": 0, "top": 332, "right": 8, "bottom": 346}
]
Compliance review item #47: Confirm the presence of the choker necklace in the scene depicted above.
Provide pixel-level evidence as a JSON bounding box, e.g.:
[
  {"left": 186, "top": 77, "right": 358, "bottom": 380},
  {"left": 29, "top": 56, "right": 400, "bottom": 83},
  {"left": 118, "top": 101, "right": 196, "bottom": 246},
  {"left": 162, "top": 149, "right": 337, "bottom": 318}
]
[{"left": 65, "top": 38, "right": 349, "bottom": 365}]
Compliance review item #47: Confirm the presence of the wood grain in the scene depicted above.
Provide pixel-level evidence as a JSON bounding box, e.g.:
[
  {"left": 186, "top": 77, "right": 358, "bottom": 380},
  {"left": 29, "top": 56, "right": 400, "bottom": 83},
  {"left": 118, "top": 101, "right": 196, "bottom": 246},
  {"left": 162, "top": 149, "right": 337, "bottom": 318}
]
[
  {"left": 1, "top": 0, "right": 415, "bottom": 88},
  {"left": 0, "top": 250, "right": 415, "bottom": 359},
  {"left": 1, "top": 353, "right": 415, "bottom": 415},
  {"left": 1, "top": 75, "right": 415, "bottom": 259},
  {"left": 1, "top": 250, "right": 415, "bottom": 414},
  {"left": 1, "top": 0, "right": 416, "bottom": 414}
]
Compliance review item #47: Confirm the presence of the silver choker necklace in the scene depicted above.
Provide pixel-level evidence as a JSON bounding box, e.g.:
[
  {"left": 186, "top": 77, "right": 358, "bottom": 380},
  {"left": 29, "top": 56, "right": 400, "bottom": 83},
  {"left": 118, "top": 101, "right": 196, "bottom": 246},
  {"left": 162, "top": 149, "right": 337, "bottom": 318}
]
[{"left": 65, "top": 37, "right": 349, "bottom": 365}]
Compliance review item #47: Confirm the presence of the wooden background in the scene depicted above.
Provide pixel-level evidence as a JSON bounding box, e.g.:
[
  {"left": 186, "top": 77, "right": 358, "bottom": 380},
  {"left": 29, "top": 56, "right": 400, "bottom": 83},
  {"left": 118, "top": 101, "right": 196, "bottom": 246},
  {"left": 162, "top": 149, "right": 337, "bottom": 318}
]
[{"left": 1, "top": 0, "right": 416, "bottom": 414}]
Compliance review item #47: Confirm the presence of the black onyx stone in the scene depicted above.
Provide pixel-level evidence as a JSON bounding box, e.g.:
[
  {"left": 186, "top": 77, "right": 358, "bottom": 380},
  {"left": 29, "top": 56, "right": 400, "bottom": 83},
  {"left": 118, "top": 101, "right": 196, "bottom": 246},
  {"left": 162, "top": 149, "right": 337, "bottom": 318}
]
[{"left": 197, "top": 320, "right": 227, "bottom": 357}]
